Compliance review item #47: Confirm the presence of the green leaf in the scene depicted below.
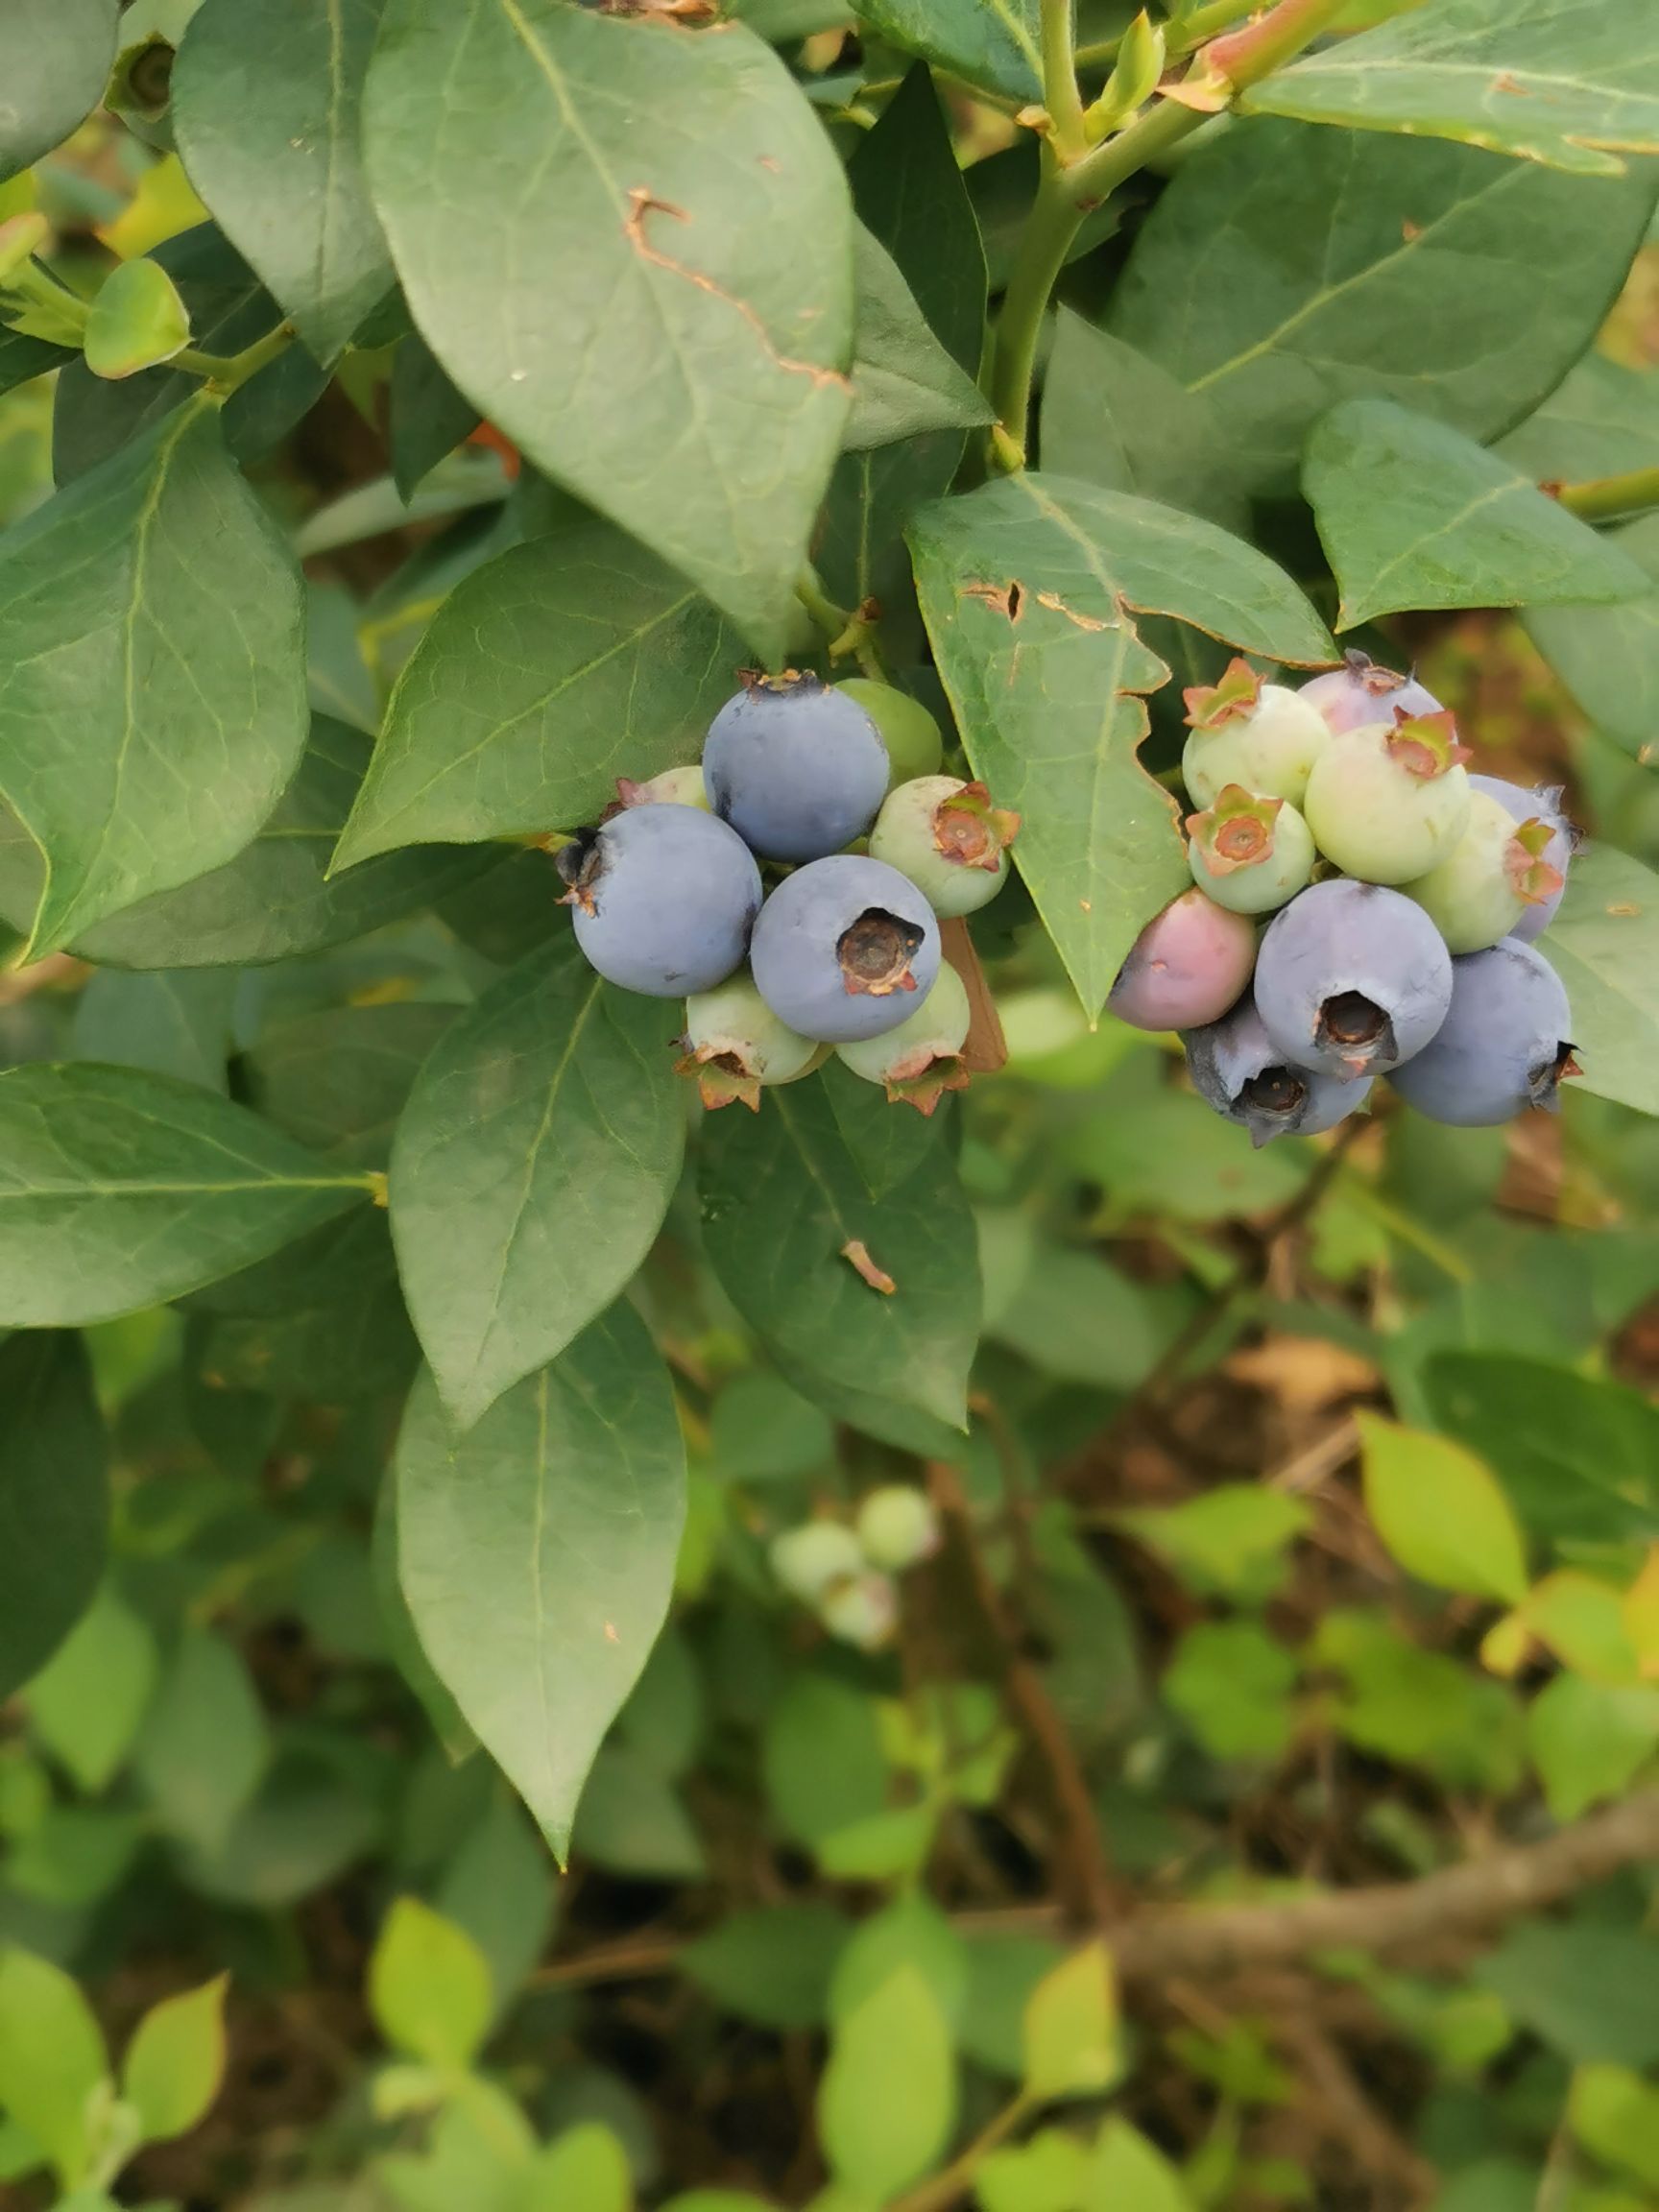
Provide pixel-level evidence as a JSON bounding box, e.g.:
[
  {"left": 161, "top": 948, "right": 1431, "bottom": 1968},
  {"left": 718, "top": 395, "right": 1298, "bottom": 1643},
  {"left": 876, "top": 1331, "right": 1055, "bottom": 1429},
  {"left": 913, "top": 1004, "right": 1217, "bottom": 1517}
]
[
  {"left": 853, "top": 0, "right": 1039, "bottom": 103},
  {"left": 1523, "top": 514, "right": 1659, "bottom": 764},
  {"left": 0, "top": 0, "right": 118, "bottom": 182},
  {"left": 1083, "top": 2119, "right": 1195, "bottom": 2212},
  {"left": 0, "top": 402, "right": 307, "bottom": 957},
  {"left": 132, "top": 1628, "right": 271, "bottom": 1857},
  {"left": 368, "top": 1897, "right": 493, "bottom": 2069},
  {"left": 818, "top": 1967, "right": 957, "bottom": 2199},
  {"left": 1318, "top": 1607, "right": 1524, "bottom": 1791},
  {"left": 190, "top": 1209, "right": 418, "bottom": 1403},
  {"left": 1245, "top": 0, "right": 1659, "bottom": 178},
  {"left": 1572, "top": 2065, "right": 1659, "bottom": 2189},
  {"left": 845, "top": 224, "right": 991, "bottom": 453},
  {"left": 122, "top": 1976, "right": 228, "bottom": 2146},
  {"left": 0, "top": 326, "right": 71, "bottom": 399},
  {"left": 1477, "top": 1924, "right": 1659, "bottom": 2066},
  {"left": 0, "top": 717, "right": 498, "bottom": 972},
  {"left": 24, "top": 1585, "right": 158, "bottom": 1791},
  {"left": 1526, "top": 1672, "right": 1659, "bottom": 1821},
  {"left": 829, "top": 1893, "right": 967, "bottom": 2033},
  {"left": 909, "top": 471, "right": 1331, "bottom": 1015},
  {"left": 434, "top": 1792, "right": 555, "bottom": 2023},
  {"left": 83, "top": 258, "right": 192, "bottom": 380},
  {"left": 1538, "top": 841, "right": 1659, "bottom": 1116},
  {"left": 1110, "top": 118, "right": 1658, "bottom": 499},
  {"left": 53, "top": 225, "right": 327, "bottom": 487},
  {"left": 390, "top": 332, "right": 480, "bottom": 501},
  {"left": 531, "top": 2123, "right": 631, "bottom": 2212},
  {"left": 0, "top": 1063, "right": 367, "bottom": 1328},
  {"left": 762, "top": 1671, "right": 890, "bottom": 1853},
  {"left": 389, "top": 935, "right": 685, "bottom": 1429},
  {"left": 977, "top": 2130, "right": 1093, "bottom": 2212},
  {"left": 698, "top": 1075, "right": 978, "bottom": 1435},
  {"left": 1115, "top": 1485, "right": 1311, "bottom": 1602},
  {"left": 1358, "top": 1411, "right": 1528, "bottom": 1602},
  {"left": 0, "top": 1333, "right": 108, "bottom": 1700},
  {"left": 173, "top": 0, "right": 394, "bottom": 362},
  {"left": 1421, "top": 1351, "right": 1659, "bottom": 1544},
  {"left": 1163, "top": 1620, "right": 1299, "bottom": 1762},
  {"left": 0, "top": 1947, "right": 107, "bottom": 2186},
  {"left": 986, "top": 1241, "right": 1189, "bottom": 1392},
  {"left": 334, "top": 521, "right": 742, "bottom": 869},
  {"left": 364, "top": 0, "right": 853, "bottom": 661},
  {"left": 1022, "top": 1942, "right": 1119, "bottom": 2102},
  {"left": 250, "top": 1003, "right": 456, "bottom": 1168},
  {"left": 397, "top": 1305, "right": 686, "bottom": 1861},
  {"left": 819, "top": 63, "right": 987, "bottom": 648},
  {"left": 570, "top": 1744, "right": 706, "bottom": 1880},
  {"left": 1040, "top": 311, "right": 1241, "bottom": 528},
  {"left": 72, "top": 970, "right": 236, "bottom": 1094},
  {"left": 371, "top": 1474, "right": 477, "bottom": 1764},
  {"left": 1305, "top": 398, "right": 1650, "bottom": 628},
  {"left": 181, "top": 1753, "right": 379, "bottom": 1909},
  {"left": 1060, "top": 1087, "right": 1308, "bottom": 1224},
  {"left": 708, "top": 1369, "right": 834, "bottom": 1483},
  {"left": 683, "top": 1905, "right": 851, "bottom": 2031}
]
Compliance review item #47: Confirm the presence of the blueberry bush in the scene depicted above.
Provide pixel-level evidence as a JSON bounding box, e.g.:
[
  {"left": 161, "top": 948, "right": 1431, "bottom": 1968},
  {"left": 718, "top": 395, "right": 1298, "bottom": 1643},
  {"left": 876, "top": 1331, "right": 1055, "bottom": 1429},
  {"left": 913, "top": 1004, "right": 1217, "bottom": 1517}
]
[{"left": 2, "top": 1, "right": 1659, "bottom": 2207}]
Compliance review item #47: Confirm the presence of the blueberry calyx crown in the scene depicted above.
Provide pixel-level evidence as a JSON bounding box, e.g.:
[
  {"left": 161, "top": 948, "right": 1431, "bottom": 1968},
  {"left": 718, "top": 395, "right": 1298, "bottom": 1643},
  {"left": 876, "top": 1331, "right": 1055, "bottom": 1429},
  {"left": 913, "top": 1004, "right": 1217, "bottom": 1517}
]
[
  {"left": 1530, "top": 1040, "right": 1581, "bottom": 1112},
  {"left": 1317, "top": 989, "right": 1394, "bottom": 1075},
  {"left": 933, "top": 782, "right": 1021, "bottom": 871},
  {"left": 1341, "top": 647, "right": 1411, "bottom": 699},
  {"left": 554, "top": 826, "right": 604, "bottom": 916},
  {"left": 1384, "top": 709, "right": 1471, "bottom": 781},
  {"left": 1186, "top": 783, "right": 1281, "bottom": 873},
  {"left": 1183, "top": 656, "right": 1262, "bottom": 732},
  {"left": 1505, "top": 818, "right": 1567, "bottom": 905},
  {"left": 838, "top": 907, "right": 926, "bottom": 998},
  {"left": 738, "top": 666, "right": 826, "bottom": 700},
  {"left": 675, "top": 1041, "right": 762, "bottom": 1115}
]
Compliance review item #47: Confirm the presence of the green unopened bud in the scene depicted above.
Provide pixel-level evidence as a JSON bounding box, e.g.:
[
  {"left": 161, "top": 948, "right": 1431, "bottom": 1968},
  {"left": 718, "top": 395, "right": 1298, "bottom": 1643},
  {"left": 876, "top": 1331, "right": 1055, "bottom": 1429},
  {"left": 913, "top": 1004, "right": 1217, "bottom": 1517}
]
[
  {"left": 84, "top": 256, "right": 192, "bottom": 380},
  {"left": 1085, "top": 12, "right": 1166, "bottom": 140}
]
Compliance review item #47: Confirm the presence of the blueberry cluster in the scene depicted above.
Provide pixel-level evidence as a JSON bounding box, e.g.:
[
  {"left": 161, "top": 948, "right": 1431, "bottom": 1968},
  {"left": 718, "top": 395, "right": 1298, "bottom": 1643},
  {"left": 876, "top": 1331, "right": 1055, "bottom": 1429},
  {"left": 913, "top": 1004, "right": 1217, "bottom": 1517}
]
[
  {"left": 559, "top": 672, "right": 1020, "bottom": 1115},
  {"left": 769, "top": 1485, "right": 941, "bottom": 1652},
  {"left": 1110, "top": 654, "right": 1578, "bottom": 1143}
]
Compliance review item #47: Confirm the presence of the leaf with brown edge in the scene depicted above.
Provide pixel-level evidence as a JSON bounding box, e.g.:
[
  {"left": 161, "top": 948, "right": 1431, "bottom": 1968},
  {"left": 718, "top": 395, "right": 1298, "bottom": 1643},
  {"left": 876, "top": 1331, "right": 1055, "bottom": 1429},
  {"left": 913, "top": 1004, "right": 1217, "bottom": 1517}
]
[{"left": 907, "top": 473, "right": 1333, "bottom": 1018}]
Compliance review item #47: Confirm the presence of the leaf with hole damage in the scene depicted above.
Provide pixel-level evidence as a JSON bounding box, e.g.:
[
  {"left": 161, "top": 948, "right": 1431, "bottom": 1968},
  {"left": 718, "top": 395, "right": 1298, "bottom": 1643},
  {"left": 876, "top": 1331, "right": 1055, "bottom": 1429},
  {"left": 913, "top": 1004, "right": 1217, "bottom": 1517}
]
[
  {"left": 334, "top": 520, "right": 743, "bottom": 868},
  {"left": 1246, "top": 0, "right": 1659, "bottom": 178},
  {"left": 390, "top": 933, "right": 685, "bottom": 1430},
  {"left": 0, "top": 402, "right": 307, "bottom": 958},
  {"left": 699, "top": 1075, "right": 978, "bottom": 1434},
  {"left": 908, "top": 472, "right": 1332, "bottom": 1016},
  {"left": 1306, "top": 397, "right": 1649, "bottom": 628},
  {"left": 1110, "top": 119, "right": 1658, "bottom": 498},
  {"left": 173, "top": 0, "right": 394, "bottom": 362},
  {"left": 397, "top": 1305, "right": 686, "bottom": 1860},
  {"left": 364, "top": 0, "right": 852, "bottom": 662},
  {"left": 0, "top": 1063, "right": 368, "bottom": 1326}
]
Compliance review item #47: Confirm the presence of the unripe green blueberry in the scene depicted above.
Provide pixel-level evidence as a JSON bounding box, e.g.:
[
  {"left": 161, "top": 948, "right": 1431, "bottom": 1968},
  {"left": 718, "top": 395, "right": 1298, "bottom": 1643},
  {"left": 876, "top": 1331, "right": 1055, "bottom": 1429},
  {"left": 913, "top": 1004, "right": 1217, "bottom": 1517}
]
[
  {"left": 613, "top": 763, "right": 709, "bottom": 811},
  {"left": 1186, "top": 785, "right": 1315, "bottom": 915},
  {"left": 1182, "top": 657, "right": 1331, "bottom": 808},
  {"left": 835, "top": 961, "right": 972, "bottom": 1115},
  {"left": 836, "top": 678, "right": 946, "bottom": 788},
  {"left": 855, "top": 1484, "right": 941, "bottom": 1570},
  {"left": 867, "top": 776, "right": 1019, "bottom": 917},
  {"left": 1401, "top": 789, "right": 1567, "bottom": 954},
  {"left": 770, "top": 1521, "right": 863, "bottom": 1602},
  {"left": 1301, "top": 711, "right": 1471, "bottom": 883},
  {"left": 818, "top": 1571, "right": 900, "bottom": 1650},
  {"left": 679, "top": 972, "right": 825, "bottom": 1111}
]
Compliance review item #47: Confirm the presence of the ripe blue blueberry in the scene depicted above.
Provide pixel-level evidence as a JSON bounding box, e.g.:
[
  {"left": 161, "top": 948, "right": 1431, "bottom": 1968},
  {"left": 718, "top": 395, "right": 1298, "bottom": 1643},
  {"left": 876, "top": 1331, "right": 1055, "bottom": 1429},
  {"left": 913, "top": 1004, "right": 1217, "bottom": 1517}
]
[
  {"left": 1469, "top": 773, "right": 1573, "bottom": 943},
  {"left": 703, "top": 670, "right": 890, "bottom": 861},
  {"left": 1186, "top": 784, "right": 1315, "bottom": 914},
  {"left": 835, "top": 960, "right": 972, "bottom": 1114},
  {"left": 1299, "top": 649, "right": 1444, "bottom": 736},
  {"left": 1253, "top": 878, "right": 1453, "bottom": 1078},
  {"left": 1109, "top": 887, "right": 1258, "bottom": 1033},
  {"left": 1184, "top": 995, "right": 1372, "bottom": 1147},
  {"left": 1388, "top": 938, "right": 1576, "bottom": 1126},
  {"left": 750, "top": 854, "right": 941, "bottom": 1045},
  {"left": 677, "top": 972, "right": 823, "bottom": 1111},
  {"left": 1181, "top": 657, "right": 1330, "bottom": 808},
  {"left": 867, "top": 776, "right": 1019, "bottom": 918},
  {"left": 559, "top": 803, "right": 761, "bottom": 998}
]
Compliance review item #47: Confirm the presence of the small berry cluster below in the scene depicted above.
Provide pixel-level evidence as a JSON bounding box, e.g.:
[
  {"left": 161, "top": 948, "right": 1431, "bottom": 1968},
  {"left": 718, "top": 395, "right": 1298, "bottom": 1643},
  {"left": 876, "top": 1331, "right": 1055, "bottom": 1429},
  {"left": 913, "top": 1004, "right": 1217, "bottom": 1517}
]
[
  {"left": 559, "top": 672, "right": 1020, "bottom": 1114},
  {"left": 770, "top": 1485, "right": 941, "bottom": 1652},
  {"left": 1109, "top": 654, "right": 1578, "bottom": 1142}
]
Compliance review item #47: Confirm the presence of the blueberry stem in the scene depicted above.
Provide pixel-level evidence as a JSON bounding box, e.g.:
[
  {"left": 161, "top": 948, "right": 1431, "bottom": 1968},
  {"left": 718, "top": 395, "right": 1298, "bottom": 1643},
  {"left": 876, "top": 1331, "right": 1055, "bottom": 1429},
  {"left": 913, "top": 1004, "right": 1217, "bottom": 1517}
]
[
  {"left": 1039, "top": 0, "right": 1089, "bottom": 158},
  {"left": 985, "top": 0, "right": 1347, "bottom": 467},
  {"left": 794, "top": 567, "right": 890, "bottom": 681},
  {"left": 1553, "top": 465, "right": 1659, "bottom": 526}
]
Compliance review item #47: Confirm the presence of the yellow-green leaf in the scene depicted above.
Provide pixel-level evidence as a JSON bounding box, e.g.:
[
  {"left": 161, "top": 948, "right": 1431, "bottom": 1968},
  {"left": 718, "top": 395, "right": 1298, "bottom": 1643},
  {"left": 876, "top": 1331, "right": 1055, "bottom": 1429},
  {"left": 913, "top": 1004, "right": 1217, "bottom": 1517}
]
[
  {"left": 1022, "top": 1941, "right": 1119, "bottom": 2102},
  {"left": 83, "top": 257, "right": 191, "bottom": 380},
  {"left": 368, "top": 1898, "right": 493, "bottom": 2070},
  {"left": 1358, "top": 1413, "right": 1528, "bottom": 1604},
  {"left": 122, "top": 1975, "right": 228, "bottom": 2145}
]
